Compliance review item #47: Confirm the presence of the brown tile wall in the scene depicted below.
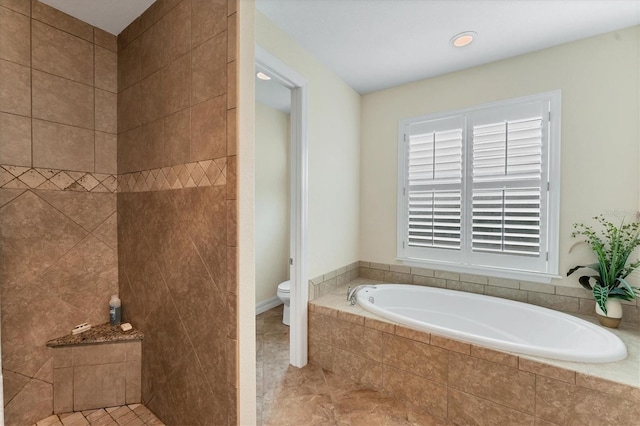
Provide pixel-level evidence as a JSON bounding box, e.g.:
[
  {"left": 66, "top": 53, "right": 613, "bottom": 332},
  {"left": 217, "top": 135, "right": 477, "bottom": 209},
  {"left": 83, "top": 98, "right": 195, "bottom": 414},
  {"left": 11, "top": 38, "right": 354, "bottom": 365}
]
[
  {"left": 116, "top": 0, "right": 236, "bottom": 175},
  {"left": 308, "top": 304, "right": 640, "bottom": 425},
  {"left": 116, "top": 0, "right": 238, "bottom": 424},
  {"left": 0, "top": 0, "right": 118, "bottom": 175},
  {"left": 0, "top": 189, "right": 118, "bottom": 425},
  {"left": 52, "top": 341, "right": 141, "bottom": 413},
  {"left": 0, "top": 3, "right": 119, "bottom": 424}
]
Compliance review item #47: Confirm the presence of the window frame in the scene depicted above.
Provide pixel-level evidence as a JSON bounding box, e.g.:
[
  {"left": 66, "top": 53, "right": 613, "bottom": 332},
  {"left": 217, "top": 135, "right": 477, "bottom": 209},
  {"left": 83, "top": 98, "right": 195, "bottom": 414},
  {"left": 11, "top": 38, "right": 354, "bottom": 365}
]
[{"left": 396, "top": 91, "right": 562, "bottom": 283}]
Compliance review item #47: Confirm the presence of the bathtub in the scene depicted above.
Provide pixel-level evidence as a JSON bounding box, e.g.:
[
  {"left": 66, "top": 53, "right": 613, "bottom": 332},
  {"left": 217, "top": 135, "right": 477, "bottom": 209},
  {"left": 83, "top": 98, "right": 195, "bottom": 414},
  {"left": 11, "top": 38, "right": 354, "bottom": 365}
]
[{"left": 355, "top": 284, "right": 627, "bottom": 363}]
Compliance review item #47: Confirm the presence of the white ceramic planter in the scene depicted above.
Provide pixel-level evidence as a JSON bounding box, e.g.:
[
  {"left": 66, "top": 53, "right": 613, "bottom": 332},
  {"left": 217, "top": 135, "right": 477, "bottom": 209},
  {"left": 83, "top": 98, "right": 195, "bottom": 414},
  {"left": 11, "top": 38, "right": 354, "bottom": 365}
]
[{"left": 595, "top": 299, "right": 623, "bottom": 328}]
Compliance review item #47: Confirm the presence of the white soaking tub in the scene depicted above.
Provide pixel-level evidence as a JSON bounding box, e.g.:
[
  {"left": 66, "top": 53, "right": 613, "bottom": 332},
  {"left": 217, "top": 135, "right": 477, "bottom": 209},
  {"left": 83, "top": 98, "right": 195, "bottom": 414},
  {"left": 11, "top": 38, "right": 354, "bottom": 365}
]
[{"left": 355, "top": 284, "right": 627, "bottom": 363}]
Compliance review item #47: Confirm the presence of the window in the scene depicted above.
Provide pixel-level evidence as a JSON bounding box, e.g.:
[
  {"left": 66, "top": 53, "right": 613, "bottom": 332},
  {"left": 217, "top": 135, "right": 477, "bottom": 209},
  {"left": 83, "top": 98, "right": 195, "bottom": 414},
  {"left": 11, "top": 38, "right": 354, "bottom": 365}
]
[{"left": 397, "top": 92, "right": 561, "bottom": 283}]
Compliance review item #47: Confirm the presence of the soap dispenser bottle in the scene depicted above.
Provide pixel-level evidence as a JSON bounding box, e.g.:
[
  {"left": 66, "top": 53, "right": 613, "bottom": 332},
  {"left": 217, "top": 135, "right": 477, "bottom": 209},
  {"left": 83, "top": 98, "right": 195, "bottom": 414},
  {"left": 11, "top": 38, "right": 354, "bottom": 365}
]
[{"left": 109, "top": 294, "right": 121, "bottom": 325}]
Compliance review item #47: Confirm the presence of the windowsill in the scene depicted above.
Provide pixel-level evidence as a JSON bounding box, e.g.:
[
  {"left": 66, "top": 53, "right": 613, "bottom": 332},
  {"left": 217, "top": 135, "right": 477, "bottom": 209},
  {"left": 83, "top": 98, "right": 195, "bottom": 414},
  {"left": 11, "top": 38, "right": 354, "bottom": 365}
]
[{"left": 397, "top": 257, "right": 561, "bottom": 284}]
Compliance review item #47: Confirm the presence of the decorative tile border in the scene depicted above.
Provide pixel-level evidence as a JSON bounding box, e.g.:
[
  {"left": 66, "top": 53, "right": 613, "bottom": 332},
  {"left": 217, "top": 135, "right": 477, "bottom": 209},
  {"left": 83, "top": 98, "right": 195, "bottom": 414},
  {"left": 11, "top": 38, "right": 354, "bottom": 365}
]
[
  {"left": 0, "top": 158, "right": 227, "bottom": 194},
  {"left": 117, "top": 159, "right": 227, "bottom": 193},
  {"left": 0, "top": 165, "right": 117, "bottom": 193}
]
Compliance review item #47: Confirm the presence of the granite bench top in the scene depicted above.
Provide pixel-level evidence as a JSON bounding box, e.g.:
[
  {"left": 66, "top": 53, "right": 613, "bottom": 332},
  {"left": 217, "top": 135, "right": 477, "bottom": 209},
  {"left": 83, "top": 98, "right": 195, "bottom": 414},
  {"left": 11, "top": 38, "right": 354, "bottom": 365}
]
[{"left": 46, "top": 323, "right": 144, "bottom": 347}]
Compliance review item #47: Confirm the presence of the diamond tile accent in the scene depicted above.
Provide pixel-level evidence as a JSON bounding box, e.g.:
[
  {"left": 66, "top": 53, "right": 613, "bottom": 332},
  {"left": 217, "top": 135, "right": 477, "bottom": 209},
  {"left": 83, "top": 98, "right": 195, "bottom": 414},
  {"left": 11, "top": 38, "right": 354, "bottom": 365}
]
[
  {"left": 0, "top": 167, "right": 15, "bottom": 186},
  {"left": 36, "top": 181, "right": 60, "bottom": 191},
  {"left": 4, "top": 165, "right": 30, "bottom": 177},
  {"left": 214, "top": 158, "right": 227, "bottom": 175},
  {"left": 0, "top": 165, "right": 117, "bottom": 193},
  {"left": 205, "top": 161, "right": 221, "bottom": 184},
  {"left": 93, "top": 173, "right": 110, "bottom": 182},
  {"left": 18, "top": 169, "right": 47, "bottom": 188},
  {"left": 0, "top": 158, "right": 229, "bottom": 193},
  {"left": 166, "top": 168, "right": 178, "bottom": 187},
  {"left": 191, "top": 163, "right": 205, "bottom": 185},
  {"left": 3, "top": 178, "right": 28, "bottom": 189},
  {"left": 35, "top": 168, "right": 59, "bottom": 180},
  {"left": 66, "top": 171, "right": 86, "bottom": 181},
  {"left": 50, "top": 171, "right": 75, "bottom": 190},
  {"left": 77, "top": 174, "right": 100, "bottom": 191}
]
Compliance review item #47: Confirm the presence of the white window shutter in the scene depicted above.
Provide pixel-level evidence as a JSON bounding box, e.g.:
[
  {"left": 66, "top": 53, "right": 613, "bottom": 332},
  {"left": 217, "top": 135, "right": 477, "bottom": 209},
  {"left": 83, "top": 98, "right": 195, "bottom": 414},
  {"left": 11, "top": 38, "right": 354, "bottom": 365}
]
[
  {"left": 397, "top": 91, "right": 560, "bottom": 281},
  {"left": 471, "top": 114, "right": 544, "bottom": 256},
  {"left": 406, "top": 119, "right": 463, "bottom": 250}
]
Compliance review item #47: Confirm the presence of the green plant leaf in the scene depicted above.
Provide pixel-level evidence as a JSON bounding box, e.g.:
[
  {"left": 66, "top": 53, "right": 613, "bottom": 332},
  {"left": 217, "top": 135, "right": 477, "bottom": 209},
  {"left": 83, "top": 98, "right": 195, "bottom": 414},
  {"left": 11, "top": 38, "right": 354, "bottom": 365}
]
[
  {"left": 609, "top": 288, "right": 633, "bottom": 301},
  {"left": 567, "top": 263, "right": 600, "bottom": 277},
  {"left": 577, "top": 275, "right": 594, "bottom": 290},
  {"left": 616, "top": 277, "right": 639, "bottom": 300},
  {"left": 592, "top": 284, "right": 609, "bottom": 315}
]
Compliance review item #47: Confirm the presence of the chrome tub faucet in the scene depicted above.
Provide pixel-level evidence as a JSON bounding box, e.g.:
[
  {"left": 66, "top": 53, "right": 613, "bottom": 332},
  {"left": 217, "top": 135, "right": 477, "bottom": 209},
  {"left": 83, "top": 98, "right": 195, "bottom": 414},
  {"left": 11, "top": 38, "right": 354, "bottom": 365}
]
[{"left": 347, "top": 285, "right": 377, "bottom": 306}]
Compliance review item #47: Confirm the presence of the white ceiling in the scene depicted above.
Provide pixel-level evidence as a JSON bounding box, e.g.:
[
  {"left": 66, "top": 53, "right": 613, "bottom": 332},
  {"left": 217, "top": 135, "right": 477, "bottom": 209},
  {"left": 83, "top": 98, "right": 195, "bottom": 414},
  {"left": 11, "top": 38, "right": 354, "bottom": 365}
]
[
  {"left": 39, "top": 0, "right": 155, "bottom": 35},
  {"left": 255, "top": 72, "right": 292, "bottom": 114},
  {"left": 256, "top": 0, "right": 640, "bottom": 94}
]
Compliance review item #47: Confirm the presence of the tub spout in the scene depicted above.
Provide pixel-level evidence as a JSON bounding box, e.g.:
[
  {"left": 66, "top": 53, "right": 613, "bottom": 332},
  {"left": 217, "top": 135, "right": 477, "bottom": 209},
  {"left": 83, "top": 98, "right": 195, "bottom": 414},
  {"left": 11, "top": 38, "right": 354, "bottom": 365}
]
[{"left": 347, "top": 285, "right": 377, "bottom": 306}]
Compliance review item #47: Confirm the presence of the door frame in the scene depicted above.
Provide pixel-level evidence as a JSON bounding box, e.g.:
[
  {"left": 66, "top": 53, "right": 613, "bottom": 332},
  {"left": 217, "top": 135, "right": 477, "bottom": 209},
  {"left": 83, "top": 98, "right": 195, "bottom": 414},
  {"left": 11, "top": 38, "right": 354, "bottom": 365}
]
[{"left": 255, "top": 45, "right": 309, "bottom": 367}]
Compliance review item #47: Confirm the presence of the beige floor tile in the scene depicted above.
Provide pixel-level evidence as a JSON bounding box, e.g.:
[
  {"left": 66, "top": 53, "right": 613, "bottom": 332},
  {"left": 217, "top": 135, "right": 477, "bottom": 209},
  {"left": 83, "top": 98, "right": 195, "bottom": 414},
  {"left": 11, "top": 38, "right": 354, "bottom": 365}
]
[
  {"left": 35, "top": 405, "right": 162, "bottom": 426},
  {"left": 114, "top": 411, "right": 137, "bottom": 426},
  {"left": 61, "top": 413, "right": 85, "bottom": 425},
  {"left": 37, "top": 415, "right": 62, "bottom": 426},
  {"left": 86, "top": 409, "right": 108, "bottom": 423},
  {"left": 108, "top": 406, "right": 132, "bottom": 420}
]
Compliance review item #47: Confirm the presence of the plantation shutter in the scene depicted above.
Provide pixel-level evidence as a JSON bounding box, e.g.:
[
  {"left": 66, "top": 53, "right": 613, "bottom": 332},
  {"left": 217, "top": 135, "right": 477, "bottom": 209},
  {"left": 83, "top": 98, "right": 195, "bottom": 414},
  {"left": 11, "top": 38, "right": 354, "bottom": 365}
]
[
  {"left": 406, "top": 117, "right": 463, "bottom": 250},
  {"left": 470, "top": 103, "right": 547, "bottom": 257}
]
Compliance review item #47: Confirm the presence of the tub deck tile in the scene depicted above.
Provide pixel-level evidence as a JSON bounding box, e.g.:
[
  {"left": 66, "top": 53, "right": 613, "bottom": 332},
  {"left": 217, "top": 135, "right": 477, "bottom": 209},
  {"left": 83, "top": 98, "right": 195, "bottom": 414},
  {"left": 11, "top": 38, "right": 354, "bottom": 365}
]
[
  {"left": 470, "top": 344, "right": 519, "bottom": 368},
  {"left": 394, "top": 324, "right": 430, "bottom": 344},
  {"left": 448, "top": 351, "right": 536, "bottom": 415},
  {"left": 448, "top": 389, "right": 534, "bottom": 426},
  {"left": 519, "top": 357, "right": 575, "bottom": 384},
  {"left": 431, "top": 334, "right": 471, "bottom": 355}
]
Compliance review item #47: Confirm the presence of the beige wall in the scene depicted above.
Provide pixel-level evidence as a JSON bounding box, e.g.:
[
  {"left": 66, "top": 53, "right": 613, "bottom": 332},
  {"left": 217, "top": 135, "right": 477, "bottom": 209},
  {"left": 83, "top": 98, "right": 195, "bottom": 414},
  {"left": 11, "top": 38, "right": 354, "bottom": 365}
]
[
  {"left": 116, "top": 0, "right": 239, "bottom": 424},
  {"left": 255, "top": 12, "right": 361, "bottom": 279},
  {"left": 0, "top": 2, "right": 118, "bottom": 424},
  {"left": 255, "top": 101, "right": 290, "bottom": 304},
  {"left": 360, "top": 26, "right": 640, "bottom": 289},
  {"left": 237, "top": 0, "right": 256, "bottom": 423}
]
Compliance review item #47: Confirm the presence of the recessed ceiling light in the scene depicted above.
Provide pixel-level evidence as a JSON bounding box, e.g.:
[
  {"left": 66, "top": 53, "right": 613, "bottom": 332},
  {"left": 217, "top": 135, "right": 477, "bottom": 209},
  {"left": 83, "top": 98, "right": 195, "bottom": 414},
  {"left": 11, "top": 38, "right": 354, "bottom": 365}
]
[
  {"left": 257, "top": 71, "right": 271, "bottom": 80},
  {"left": 451, "top": 31, "right": 477, "bottom": 48}
]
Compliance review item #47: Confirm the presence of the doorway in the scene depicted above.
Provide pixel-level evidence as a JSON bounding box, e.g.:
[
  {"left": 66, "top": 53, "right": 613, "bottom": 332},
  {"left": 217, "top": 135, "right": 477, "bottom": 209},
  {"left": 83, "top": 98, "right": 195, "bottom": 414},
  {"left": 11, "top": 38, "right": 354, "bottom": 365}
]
[{"left": 255, "top": 46, "right": 308, "bottom": 368}]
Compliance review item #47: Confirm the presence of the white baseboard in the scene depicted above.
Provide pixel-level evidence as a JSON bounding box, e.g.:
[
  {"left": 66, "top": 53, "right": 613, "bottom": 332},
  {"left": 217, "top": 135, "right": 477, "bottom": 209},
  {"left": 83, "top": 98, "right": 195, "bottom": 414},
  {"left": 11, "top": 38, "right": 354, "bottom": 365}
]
[{"left": 256, "top": 296, "right": 282, "bottom": 315}]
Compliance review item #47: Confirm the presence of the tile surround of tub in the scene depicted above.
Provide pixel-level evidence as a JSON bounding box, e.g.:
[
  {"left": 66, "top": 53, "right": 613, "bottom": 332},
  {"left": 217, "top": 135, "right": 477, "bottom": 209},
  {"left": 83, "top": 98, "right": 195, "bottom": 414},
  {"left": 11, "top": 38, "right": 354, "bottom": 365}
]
[
  {"left": 309, "top": 280, "right": 640, "bottom": 425},
  {"left": 357, "top": 261, "right": 640, "bottom": 324},
  {"left": 308, "top": 261, "right": 360, "bottom": 301}
]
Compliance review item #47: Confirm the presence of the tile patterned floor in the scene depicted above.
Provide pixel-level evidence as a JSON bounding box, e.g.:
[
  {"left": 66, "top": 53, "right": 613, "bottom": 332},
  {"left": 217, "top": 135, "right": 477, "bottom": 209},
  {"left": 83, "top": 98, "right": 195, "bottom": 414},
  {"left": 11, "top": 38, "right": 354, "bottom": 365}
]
[
  {"left": 257, "top": 306, "right": 451, "bottom": 426},
  {"left": 33, "top": 404, "right": 164, "bottom": 426}
]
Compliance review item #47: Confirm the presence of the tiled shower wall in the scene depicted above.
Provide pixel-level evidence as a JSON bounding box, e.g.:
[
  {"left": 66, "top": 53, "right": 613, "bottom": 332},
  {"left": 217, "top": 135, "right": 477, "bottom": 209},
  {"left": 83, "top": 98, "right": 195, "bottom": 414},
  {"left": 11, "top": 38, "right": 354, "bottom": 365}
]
[
  {"left": 0, "top": 1, "right": 118, "bottom": 424},
  {"left": 116, "top": 0, "right": 238, "bottom": 424}
]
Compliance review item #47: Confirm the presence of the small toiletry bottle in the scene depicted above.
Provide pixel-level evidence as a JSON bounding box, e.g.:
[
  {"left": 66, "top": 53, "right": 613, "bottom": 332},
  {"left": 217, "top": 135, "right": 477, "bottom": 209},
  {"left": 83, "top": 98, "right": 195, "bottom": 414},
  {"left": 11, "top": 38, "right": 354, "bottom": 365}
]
[{"left": 109, "top": 294, "right": 121, "bottom": 325}]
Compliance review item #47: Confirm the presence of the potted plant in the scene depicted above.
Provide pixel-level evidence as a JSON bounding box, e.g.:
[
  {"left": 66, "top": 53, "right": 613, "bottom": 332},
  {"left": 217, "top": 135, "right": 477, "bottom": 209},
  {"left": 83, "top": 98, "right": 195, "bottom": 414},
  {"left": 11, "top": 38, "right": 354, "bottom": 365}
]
[{"left": 567, "top": 215, "right": 640, "bottom": 328}]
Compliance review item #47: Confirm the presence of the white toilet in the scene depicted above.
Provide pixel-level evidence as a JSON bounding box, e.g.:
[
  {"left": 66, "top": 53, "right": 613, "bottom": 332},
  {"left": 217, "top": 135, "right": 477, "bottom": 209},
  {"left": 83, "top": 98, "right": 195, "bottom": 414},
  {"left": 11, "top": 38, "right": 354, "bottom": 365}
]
[{"left": 277, "top": 280, "right": 291, "bottom": 326}]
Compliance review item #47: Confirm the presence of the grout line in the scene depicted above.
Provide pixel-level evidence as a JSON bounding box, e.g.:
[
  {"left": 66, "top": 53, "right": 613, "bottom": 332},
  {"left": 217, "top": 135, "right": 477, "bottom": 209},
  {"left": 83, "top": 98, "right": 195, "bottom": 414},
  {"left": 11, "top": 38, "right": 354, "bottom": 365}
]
[
  {"left": 93, "top": 27, "right": 96, "bottom": 175},
  {"left": 29, "top": 6, "right": 33, "bottom": 169},
  {"left": 30, "top": 13, "right": 93, "bottom": 43}
]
